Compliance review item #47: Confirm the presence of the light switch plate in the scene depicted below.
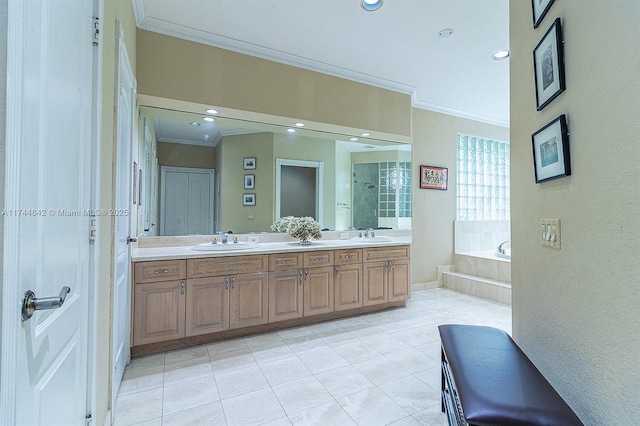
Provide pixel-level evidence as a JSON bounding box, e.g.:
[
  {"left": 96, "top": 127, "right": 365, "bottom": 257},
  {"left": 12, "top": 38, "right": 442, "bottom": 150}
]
[{"left": 540, "top": 218, "right": 560, "bottom": 249}]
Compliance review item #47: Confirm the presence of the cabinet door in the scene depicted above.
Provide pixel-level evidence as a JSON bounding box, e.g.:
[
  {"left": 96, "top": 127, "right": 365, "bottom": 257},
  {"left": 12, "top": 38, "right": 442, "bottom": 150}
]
[
  {"left": 334, "top": 264, "right": 362, "bottom": 311},
  {"left": 133, "top": 280, "right": 185, "bottom": 346},
  {"left": 269, "top": 270, "right": 303, "bottom": 322},
  {"left": 185, "top": 276, "right": 229, "bottom": 337},
  {"left": 304, "top": 266, "right": 334, "bottom": 316},
  {"left": 388, "top": 259, "right": 411, "bottom": 302},
  {"left": 363, "top": 262, "right": 387, "bottom": 306},
  {"left": 231, "top": 272, "right": 269, "bottom": 329}
]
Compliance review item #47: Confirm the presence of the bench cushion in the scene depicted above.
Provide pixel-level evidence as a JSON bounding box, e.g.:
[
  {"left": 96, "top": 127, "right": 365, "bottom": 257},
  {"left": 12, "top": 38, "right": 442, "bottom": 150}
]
[{"left": 439, "top": 324, "right": 583, "bottom": 426}]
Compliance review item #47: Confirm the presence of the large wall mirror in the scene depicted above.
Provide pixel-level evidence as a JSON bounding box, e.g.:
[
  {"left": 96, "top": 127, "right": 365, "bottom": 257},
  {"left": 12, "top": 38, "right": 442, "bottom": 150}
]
[{"left": 137, "top": 103, "right": 412, "bottom": 237}]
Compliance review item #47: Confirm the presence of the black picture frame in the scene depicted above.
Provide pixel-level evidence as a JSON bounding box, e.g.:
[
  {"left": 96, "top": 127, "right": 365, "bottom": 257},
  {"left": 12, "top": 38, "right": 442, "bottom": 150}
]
[
  {"left": 243, "top": 157, "right": 256, "bottom": 170},
  {"left": 244, "top": 174, "right": 255, "bottom": 189},
  {"left": 532, "top": 114, "right": 571, "bottom": 183},
  {"left": 533, "top": 18, "right": 565, "bottom": 111},
  {"left": 419, "top": 165, "right": 448, "bottom": 190},
  {"left": 243, "top": 193, "right": 256, "bottom": 206},
  {"left": 532, "top": 0, "right": 556, "bottom": 29}
]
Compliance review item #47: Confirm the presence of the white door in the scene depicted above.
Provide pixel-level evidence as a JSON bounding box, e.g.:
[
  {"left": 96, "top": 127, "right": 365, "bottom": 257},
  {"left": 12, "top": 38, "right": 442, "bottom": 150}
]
[
  {"left": 2, "top": 0, "right": 96, "bottom": 425},
  {"left": 187, "top": 171, "right": 213, "bottom": 234},
  {"left": 160, "top": 166, "right": 214, "bottom": 235},
  {"left": 112, "top": 29, "right": 136, "bottom": 408}
]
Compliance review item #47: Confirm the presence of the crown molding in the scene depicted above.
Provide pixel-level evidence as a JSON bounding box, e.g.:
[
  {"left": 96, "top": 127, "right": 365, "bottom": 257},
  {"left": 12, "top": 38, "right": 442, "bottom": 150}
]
[{"left": 412, "top": 94, "right": 509, "bottom": 128}]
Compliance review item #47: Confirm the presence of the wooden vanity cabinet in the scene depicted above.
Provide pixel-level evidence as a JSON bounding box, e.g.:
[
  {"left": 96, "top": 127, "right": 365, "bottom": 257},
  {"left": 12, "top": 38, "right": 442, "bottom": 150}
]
[
  {"left": 268, "top": 252, "right": 304, "bottom": 322},
  {"left": 334, "top": 248, "right": 363, "bottom": 311},
  {"left": 302, "top": 251, "right": 334, "bottom": 316},
  {"left": 132, "top": 244, "right": 410, "bottom": 351},
  {"left": 186, "top": 256, "right": 269, "bottom": 335},
  {"left": 133, "top": 260, "right": 187, "bottom": 346},
  {"left": 363, "top": 246, "right": 410, "bottom": 306}
]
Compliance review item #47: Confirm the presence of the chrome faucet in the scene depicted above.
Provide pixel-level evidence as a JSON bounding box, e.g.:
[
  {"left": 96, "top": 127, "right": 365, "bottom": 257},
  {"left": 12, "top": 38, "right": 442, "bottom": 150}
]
[
  {"left": 365, "top": 228, "right": 374, "bottom": 238},
  {"left": 222, "top": 233, "right": 229, "bottom": 244},
  {"left": 498, "top": 241, "right": 510, "bottom": 254}
]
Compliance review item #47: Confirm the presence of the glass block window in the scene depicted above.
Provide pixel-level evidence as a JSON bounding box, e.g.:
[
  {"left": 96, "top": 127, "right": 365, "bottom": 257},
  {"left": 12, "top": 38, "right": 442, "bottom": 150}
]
[
  {"left": 398, "top": 161, "right": 412, "bottom": 217},
  {"left": 378, "top": 161, "right": 397, "bottom": 218},
  {"left": 457, "top": 134, "right": 510, "bottom": 221},
  {"left": 377, "top": 161, "right": 412, "bottom": 218}
]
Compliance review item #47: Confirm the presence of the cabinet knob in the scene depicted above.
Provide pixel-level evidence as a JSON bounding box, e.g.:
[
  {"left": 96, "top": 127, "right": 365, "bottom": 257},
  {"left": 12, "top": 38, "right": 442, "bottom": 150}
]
[{"left": 180, "top": 281, "right": 185, "bottom": 294}]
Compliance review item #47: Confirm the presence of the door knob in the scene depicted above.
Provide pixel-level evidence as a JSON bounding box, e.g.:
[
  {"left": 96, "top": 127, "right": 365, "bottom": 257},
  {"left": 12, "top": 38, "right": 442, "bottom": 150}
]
[
  {"left": 22, "top": 286, "right": 71, "bottom": 321},
  {"left": 127, "top": 236, "right": 137, "bottom": 244}
]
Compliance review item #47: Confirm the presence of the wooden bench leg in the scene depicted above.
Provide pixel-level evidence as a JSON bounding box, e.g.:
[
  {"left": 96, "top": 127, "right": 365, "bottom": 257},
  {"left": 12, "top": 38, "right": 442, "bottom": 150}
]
[{"left": 441, "top": 346, "right": 446, "bottom": 413}]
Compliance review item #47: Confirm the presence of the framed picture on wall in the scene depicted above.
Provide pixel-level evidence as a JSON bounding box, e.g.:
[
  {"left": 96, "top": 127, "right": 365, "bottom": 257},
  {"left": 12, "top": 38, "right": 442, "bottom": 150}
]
[
  {"left": 420, "top": 165, "right": 448, "bottom": 190},
  {"left": 243, "top": 157, "right": 256, "bottom": 170},
  {"left": 244, "top": 174, "right": 255, "bottom": 189},
  {"left": 533, "top": 18, "right": 566, "bottom": 111},
  {"left": 532, "top": 0, "right": 556, "bottom": 29},
  {"left": 243, "top": 193, "right": 256, "bottom": 206},
  {"left": 532, "top": 114, "right": 571, "bottom": 183}
]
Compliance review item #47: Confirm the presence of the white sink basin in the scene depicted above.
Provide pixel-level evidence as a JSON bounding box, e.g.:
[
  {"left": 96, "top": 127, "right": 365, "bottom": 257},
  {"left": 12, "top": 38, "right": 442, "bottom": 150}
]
[
  {"left": 350, "top": 236, "right": 395, "bottom": 244},
  {"left": 192, "top": 242, "right": 259, "bottom": 251}
]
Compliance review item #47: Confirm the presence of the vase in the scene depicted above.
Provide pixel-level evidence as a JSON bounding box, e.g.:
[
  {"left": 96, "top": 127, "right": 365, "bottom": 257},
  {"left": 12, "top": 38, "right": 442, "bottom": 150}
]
[{"left": 299, "top": 239, "right": 311, "bottom": 245}]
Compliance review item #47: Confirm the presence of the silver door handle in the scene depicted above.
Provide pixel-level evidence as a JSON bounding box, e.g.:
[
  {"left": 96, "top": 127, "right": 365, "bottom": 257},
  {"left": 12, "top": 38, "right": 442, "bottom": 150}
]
[{"left": 22, "top": 286, "right": 71, "bottom": 321}]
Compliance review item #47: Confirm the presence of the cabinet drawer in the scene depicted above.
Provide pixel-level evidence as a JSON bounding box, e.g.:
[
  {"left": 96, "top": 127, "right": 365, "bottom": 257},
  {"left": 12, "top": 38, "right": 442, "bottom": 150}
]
[
  {"left": 134, "top": 260, "right": 186, "bottom": 283},
  {"left": 335, "top": 249, "right": 362, "bottom": 265},
  {"left": 303, "top": 251, "right": 334, "bottom": 268},
  {"left": 363, "top": 245, "right": 410, "bottom": 262},
  {"left": 269, "top": 252, "right": 303, "bottom": 271},
  {"left": 188, "top": 255, "right": 268, "bottom": 278}
]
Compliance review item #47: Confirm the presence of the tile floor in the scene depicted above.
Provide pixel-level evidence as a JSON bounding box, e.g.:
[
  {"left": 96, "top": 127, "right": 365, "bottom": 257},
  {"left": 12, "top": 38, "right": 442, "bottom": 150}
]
[{"left": 114, "top": 288, "right": 511, "bottom": 426}]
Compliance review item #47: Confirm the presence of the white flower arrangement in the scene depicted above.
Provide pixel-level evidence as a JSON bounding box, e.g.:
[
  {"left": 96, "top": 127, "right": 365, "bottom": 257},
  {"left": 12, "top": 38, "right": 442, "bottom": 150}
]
[
  {"left": 288, "top": 216, "right": 322, "bottom": 243},
  {"left": 271, "top": 216, "right": 294, "bottom": 233}
]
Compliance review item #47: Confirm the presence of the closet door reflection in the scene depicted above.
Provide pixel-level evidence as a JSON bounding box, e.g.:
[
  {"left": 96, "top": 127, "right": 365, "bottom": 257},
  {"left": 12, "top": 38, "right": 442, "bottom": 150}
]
[{"left": 161, "top": 166, "right": 214, "bottom": 235}]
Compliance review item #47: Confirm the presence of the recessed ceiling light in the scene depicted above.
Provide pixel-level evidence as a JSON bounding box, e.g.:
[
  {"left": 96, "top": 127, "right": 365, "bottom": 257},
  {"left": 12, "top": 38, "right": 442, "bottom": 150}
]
[
  {"left": 203, "top": 117, "right": 215, "bottom": 122},
  {"left": 205, "top": 108, "right": 218, "bottom": 114},
  {"left": 294, "top": 122, "right": 305, "bottom": 127},
  {"left": 439, "top": 29, "right": 454, "bottom": 38},
  {"left": 361, "top": 0, "right": 383, "bottom": 12},
  {"left": 492, "top": 50, "right": 510, "bottom": 60},
  {"left": 190, "top": 122, "right": 200, "bottom": 127},
  {"left": 361, "top": 132, "right": 371, "bottom": 137},
  {"left": 286, "top": 128, "right": 296, "bottom": 133},
  {"left": 350, "top": 137, "right": 359, "bottom": 141}
]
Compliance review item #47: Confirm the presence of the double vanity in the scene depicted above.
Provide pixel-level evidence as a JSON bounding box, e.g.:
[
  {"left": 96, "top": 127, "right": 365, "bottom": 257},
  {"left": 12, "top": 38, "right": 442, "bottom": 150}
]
[{"left": 131, "top": 235, "right": 411, "bottom": 356}]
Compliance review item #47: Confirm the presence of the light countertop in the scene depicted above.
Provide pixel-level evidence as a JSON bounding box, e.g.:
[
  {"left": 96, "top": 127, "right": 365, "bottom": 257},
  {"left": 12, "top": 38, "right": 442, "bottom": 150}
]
[{"left": 132, "top": 237, "right": 411, "bottom": 262}]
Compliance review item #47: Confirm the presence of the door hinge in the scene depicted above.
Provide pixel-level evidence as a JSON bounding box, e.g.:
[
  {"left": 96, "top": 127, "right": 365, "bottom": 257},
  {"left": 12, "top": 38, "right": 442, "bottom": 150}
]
[
  {"left": 89, "top": 215, "right": 97, "bottom": 242},
  {"left": 85, "top": 412, "right": 93, "bottom": 424},
  {"left": 93, "top": 17, "right": 100, "bottom": 45}
]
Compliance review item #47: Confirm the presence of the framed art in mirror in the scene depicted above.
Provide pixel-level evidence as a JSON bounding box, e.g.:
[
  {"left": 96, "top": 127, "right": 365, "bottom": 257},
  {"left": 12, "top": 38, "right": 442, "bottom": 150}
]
[
  {"left": 243, "top": 193, "right": 256, "bottom": 206},
  {"left": 244, "top": 174, "right": 255, "bottom": 189},
  {"left": 243, "top": 157, "right": 256, "bottom": 170},
  {"left": 534, "top": 18, "right": 565, "bottom": 111},
  {"left": 532, "top": 114, "right": 570, "bottom": 183}
]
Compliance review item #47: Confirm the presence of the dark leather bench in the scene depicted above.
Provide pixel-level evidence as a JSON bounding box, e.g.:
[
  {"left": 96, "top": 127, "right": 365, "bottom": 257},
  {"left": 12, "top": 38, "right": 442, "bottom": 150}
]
[{"left": 438, "top": 324, "right": 583, "bottom": 426}]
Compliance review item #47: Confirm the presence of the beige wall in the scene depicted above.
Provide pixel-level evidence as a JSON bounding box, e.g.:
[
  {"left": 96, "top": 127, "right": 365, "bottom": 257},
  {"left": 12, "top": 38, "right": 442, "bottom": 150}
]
[
  {"left": 510, "top": 1, "right": 640, "bottom": 423},
  {"left": 98, "top": 0, "right": 137, "bottom": 424},
  {"left": 157, "top": 142, "right": 216, "bottom": 169},
  {"left": 136, "top": 30, "right": 412, "bottom": 138},
  {"left": 411, "top": 108, "right": 509, "bottom": 284},
  {"left": 219, "top": 133, "right": 274, "bottom": 233}
]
